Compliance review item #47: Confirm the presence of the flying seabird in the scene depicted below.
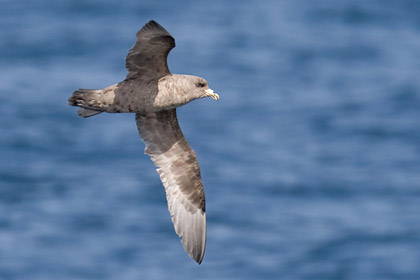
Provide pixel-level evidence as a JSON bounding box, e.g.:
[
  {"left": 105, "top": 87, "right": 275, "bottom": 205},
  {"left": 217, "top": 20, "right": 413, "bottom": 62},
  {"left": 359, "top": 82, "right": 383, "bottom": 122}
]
[{"left": 68, "top": 20, "right": 219, "bottom": 264}]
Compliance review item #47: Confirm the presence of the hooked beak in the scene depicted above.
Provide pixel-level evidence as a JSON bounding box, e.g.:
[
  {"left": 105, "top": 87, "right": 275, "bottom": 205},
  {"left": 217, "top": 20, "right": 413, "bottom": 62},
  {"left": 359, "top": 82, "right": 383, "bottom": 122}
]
[{"left": 204, "top": 88, "right": 219, "bottom": 100}]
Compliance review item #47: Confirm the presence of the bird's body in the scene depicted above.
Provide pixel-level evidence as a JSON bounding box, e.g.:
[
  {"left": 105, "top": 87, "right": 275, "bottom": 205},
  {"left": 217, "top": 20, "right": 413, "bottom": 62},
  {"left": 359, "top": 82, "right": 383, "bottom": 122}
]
[
  {"left": 68, "top": 20, "right": 218, "bottom": 264},
  {"left": 69, "top": 74, "right": 216, "bottom": 115}
]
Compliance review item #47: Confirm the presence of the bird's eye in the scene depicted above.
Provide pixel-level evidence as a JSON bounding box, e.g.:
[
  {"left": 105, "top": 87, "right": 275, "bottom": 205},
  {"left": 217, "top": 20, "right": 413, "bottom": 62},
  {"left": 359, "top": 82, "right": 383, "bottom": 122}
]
[{"left": 196, "top": 82, "right": 206, "bottom": 88}]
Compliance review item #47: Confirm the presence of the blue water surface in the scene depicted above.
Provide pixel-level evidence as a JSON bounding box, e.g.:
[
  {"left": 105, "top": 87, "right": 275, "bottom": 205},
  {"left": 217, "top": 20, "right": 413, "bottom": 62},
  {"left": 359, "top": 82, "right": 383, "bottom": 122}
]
[{"left": 1, "top": 0, "right": 420, "bottom": 279}]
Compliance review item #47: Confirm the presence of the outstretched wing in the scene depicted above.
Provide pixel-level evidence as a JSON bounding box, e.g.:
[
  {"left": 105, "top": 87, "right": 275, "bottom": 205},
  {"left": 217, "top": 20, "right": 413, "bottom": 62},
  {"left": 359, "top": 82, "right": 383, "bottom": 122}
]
[
  {"left": 135, "top": 110, "right": 206, "bottom": 264},
  {"left": 126, "top": 20, "right": 175, "bottom": 79}
]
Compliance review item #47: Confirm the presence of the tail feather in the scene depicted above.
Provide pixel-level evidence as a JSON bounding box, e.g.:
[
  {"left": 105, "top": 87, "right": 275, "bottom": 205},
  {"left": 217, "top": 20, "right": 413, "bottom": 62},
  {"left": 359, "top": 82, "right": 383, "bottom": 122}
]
[
  {"left": 68, "top": 89, "right": 103, "bottom": 118},
  {"left": 77, "top": 108, "right": 102, "bottom": 118},
  {"left": 68, "top": 89, "right": 101, "bottom": 107}
]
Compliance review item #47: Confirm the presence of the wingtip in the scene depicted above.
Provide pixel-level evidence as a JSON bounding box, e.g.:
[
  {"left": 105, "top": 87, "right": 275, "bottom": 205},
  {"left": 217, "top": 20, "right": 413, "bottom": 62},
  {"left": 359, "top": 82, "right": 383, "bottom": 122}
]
[
  {"left": 143, "top": 19, "right": 159, "bottom": 29},
  {"left": 138, "top": 20, "right": 171, "bottom": 37},
  {"left": 193, "top": 243, "right": 205, "bottom": 265},
  {"left": 146, "top": 19, "right": 159, "bottom": 26},
  {"left": 196, "top": 248, "right": 205, "bottom": 264},
  {"left": 183, "top": 211, "right": 206, "bottom": 265},
  {"left": 190, "top": 250, "right": 204, "bottom": 265},
  {"left": 181, "top": 233, "right": 206, "bottom": 265}
]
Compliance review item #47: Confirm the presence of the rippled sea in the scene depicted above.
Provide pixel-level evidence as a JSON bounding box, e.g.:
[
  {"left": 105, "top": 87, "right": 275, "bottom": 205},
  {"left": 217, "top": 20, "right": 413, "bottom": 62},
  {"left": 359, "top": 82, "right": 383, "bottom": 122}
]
[{"left": 1, "top": 0, "right": 420, "bottom": 279}]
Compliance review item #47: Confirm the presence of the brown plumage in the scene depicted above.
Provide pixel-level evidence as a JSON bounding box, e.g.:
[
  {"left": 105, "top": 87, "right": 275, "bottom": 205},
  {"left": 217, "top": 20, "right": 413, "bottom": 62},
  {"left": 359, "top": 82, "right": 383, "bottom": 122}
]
[{"left": 68, "top": 20, "right": 219, "bottom": 264}]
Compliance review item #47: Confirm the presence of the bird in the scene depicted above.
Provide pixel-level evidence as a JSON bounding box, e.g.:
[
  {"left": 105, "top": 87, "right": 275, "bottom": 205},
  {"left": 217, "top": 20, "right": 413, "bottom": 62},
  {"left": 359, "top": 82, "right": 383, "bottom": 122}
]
[{"left": 68, "top": 20, "right": 219, "bottom": 264}]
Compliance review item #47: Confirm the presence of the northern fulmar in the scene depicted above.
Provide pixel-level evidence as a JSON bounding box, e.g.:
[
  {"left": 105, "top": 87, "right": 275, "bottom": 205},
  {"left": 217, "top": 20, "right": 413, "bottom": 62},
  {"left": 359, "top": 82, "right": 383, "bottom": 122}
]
[{"left": 68, "top": 20, "right": 219, "bottom": 264}]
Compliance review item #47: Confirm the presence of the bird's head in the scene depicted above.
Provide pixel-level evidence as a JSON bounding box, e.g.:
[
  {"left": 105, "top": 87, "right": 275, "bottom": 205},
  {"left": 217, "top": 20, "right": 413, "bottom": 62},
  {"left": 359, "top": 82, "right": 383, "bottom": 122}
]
[
  {"left": 156, "top": 75, "right": 219, "bottom": 109},
  {"left": 177, "top": 75, "right": 219, "bottom": 101},
  {"left": 192, "top": 77, "right": 219, "bottom": 101}
]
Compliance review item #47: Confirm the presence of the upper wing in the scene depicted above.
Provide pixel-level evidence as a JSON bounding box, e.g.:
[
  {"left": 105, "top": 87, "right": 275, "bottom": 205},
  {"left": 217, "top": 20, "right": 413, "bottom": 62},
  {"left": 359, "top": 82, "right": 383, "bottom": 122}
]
[
  {"left": 126, "top": 20, "right": 175, "bottom": 80},
  {"left": 135, "top": 110, "right": 206, "bottom": 264}
]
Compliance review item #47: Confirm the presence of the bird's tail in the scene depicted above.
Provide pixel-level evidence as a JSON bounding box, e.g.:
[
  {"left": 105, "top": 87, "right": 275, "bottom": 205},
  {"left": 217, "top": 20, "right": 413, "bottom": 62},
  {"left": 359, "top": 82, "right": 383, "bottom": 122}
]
[{"left": 68, "top": 89, "right": 103, "bottom": 118}]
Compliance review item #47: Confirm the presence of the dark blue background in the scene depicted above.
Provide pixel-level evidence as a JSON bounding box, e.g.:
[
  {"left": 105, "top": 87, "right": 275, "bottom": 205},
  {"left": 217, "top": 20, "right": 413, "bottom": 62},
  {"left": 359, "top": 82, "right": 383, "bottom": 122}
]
[{"left": 1, "top": 0, "right": 420, "bottom": 279}]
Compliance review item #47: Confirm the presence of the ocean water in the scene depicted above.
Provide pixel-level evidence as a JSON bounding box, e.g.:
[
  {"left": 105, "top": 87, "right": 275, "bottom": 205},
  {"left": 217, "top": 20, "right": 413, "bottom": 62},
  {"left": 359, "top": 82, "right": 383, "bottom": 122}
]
[{"left": 1, "top": 0, "right": 420, "bottom": 279}]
